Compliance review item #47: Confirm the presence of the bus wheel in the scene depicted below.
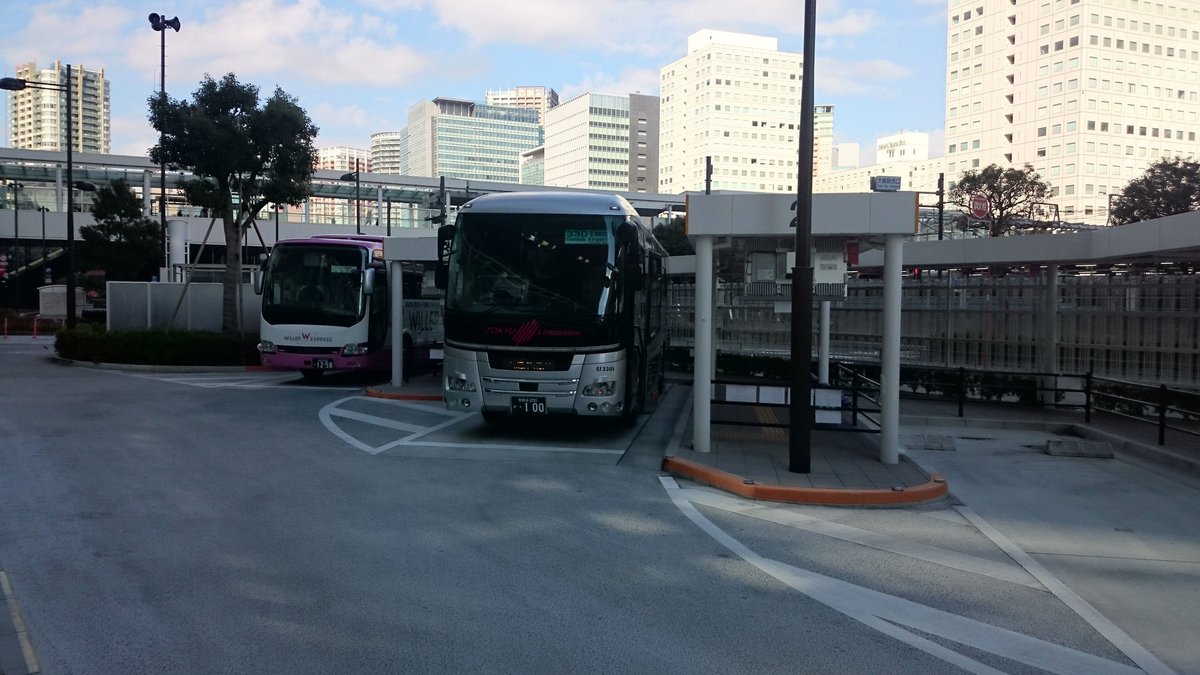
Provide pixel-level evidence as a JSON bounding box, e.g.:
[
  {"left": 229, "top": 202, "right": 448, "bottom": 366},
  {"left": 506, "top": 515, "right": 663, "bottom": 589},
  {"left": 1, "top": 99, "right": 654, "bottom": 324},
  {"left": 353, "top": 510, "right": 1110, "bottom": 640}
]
[
  {"left": 481, "top": 410, "right": 507, "bottom": 423},
  {"left": 300, "top": 369, "right": 323, "bottom": 381}
]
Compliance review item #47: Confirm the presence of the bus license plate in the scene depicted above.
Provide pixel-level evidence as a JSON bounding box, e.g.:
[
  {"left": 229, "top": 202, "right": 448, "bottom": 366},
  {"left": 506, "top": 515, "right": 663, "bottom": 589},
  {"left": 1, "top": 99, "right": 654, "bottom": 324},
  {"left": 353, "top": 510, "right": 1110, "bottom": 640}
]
[
  {"left": 511, "top": 396, "right": 547, "bottom": 415},
  {"left": 312, "top": 358, "right": 334, "bottom": 370}
]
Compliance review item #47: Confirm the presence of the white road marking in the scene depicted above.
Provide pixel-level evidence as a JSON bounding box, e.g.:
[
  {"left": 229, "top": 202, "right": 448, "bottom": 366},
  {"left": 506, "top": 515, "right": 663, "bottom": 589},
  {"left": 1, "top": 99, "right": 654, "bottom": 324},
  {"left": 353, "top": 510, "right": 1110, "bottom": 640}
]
[
  {"left": 661, "top": 477, "right": 1149, "bottom": 675},
  {"left": 681, "top": 486, "right": 1043, "bottom": 589},
  {"left": 325, "top": 407, "right": 428, "bottom": 433},
  {"left": 957, "top": 506, "right": 1175, "bottom": 675},
  {"left": 320, "top": 395, "right": 627, "bottom": 457},
  {"left": 0, "top": 571, "right": 41, "bottom": 674}
]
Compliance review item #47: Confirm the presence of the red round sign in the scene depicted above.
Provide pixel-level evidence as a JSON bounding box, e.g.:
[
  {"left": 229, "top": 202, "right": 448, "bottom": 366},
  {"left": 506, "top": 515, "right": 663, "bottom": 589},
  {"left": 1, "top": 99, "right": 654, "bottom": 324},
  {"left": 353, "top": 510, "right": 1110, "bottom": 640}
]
[{"left": 969, "top": 194, "right": 989, "bottom": 219}]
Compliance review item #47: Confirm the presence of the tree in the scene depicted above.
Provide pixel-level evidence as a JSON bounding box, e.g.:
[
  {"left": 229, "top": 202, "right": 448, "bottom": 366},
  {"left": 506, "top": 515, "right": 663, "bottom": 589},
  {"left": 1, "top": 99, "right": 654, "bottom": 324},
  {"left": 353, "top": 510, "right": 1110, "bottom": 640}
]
[
  {"left": 77, "top": 179, "right": 160, "bottom": 282},
  {"left": 149, "top": 73, "right": 318, "bottom": 334},
  {"left": 652, "top": 217, "right": 694, "bottom": 256},
  {"left": 1110, "top": 157, "right": 1200, "bottom": 225},
  {"left": 948, "top": 163, "right": 1051, "bottom": 237}
]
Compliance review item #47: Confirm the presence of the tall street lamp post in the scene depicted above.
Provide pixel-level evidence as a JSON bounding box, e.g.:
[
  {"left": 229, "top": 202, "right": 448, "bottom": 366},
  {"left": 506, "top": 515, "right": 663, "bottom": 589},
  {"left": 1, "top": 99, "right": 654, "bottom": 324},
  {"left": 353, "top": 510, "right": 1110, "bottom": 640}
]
[
  {"left": 340, "top": 160, "right": 362, "bottom": 234},
  {"left": 789, "top": 0, "right": 817, "bottom": 473},
  {"left": 149, "top": 12, "right": 181, "bottom": 275},
  {"left": 1, "top": 68, "right": 84, "bottom": 327},
  {"left": 38, "top": 206, "right": 48, "bottom": 282},
  {"left": 9, "top": 182, "right": 20, "bottom": 309}
]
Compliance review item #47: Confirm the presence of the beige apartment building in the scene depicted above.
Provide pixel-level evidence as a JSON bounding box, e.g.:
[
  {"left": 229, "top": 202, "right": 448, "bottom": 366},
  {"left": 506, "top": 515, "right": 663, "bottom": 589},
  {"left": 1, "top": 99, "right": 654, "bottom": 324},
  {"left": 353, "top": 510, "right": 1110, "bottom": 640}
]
[{"left": 7, "top": 61, "right": 110, "bottom": 154}]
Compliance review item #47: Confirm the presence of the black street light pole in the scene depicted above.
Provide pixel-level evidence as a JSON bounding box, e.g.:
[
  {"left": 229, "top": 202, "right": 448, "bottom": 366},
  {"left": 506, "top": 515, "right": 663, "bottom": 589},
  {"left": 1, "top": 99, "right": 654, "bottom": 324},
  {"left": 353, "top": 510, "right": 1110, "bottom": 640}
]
[
  {"left": 340, "top": 160, "right": 362, "bottom": 234},
  {"left": 38, "top": 206, "right": 48, "bottom": 281},
  {"left": 789, "top": 0, "right": 818, "bottom": 473},
  {"left": 10, "top": 182, "right": 20, "bottom": 310},
  {"left": 149, "top": 12, "right": 181, "bottom": 276},
  {"left": 1, "top": 65, "right": 85, "bottom": 327}
]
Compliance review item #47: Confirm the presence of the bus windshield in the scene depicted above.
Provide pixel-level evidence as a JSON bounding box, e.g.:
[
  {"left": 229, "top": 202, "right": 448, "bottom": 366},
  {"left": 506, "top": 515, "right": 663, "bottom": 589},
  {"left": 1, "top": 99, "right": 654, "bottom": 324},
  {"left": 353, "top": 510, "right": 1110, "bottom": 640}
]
[
  {"left": 446, "top": 213, "right": 623, "bottom": 318},
  {"left": 261, "top": 244, "right": 368, "bottom": 327}
]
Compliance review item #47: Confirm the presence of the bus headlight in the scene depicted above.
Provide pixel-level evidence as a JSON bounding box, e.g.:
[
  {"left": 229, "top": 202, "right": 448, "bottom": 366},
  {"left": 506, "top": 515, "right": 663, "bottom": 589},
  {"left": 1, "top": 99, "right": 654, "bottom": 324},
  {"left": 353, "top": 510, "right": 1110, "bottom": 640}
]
[
  {"left": 446, "top": 372, "right": 477, "bottom": 392},
  {"left": 258, "top": 340, "right": 276, "bottom": 354},
  {"left": 583, "top": 380, "right": 616, "bottom": 397},
  {"left": 341, "top": 342, "right": 369, "bottom": 356}
]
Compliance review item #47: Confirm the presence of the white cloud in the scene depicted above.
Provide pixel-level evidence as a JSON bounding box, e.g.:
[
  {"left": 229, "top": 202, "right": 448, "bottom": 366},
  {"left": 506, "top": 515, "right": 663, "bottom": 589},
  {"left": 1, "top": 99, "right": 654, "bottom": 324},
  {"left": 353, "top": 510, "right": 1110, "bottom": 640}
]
[
  {"left": 816, "top": 58, "right": 912, "bottom": 97},
  {"left": 559, "top": 68, "right": 660, "bottom": 102},
  {"left": 110, "top": 115, "right": 158, "bottom": 157}
]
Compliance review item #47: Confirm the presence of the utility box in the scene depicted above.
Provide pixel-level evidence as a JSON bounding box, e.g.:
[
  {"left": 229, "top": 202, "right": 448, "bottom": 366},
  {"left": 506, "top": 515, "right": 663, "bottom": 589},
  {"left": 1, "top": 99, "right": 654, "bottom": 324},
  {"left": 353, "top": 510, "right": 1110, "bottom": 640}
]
[{"left": 38, "top": 284, "right": 85, "bottom": 319}]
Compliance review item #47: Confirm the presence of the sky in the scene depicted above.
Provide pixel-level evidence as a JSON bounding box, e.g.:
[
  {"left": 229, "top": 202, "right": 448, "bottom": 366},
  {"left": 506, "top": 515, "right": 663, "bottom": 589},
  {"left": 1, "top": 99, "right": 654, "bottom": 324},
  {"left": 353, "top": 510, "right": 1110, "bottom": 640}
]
[{"left": 1, "top": 0, "right": 949, "bottom": 167}]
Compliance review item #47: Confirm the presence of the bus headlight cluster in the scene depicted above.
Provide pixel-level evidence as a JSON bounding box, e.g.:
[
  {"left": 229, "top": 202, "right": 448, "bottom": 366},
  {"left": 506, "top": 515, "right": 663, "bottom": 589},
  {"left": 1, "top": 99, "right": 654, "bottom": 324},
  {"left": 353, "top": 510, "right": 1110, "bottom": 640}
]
[
  {"left": 583, "top": 380, "right": 616, "bottom": 397},
  {"left": 446, "top": 372, "right": 477, "bottom": 392},
  {"left": 257, "top": 340, "right": 276, "bottom": 354},
  {"left": 341, "top": 342, "right": 369, "bottom": 356}
]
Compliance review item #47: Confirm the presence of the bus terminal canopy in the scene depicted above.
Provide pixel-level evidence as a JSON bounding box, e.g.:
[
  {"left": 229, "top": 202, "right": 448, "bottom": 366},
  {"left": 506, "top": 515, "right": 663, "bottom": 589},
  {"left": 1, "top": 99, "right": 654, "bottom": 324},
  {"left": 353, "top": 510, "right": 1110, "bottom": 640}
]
[{"left": 684, "top": 191, "right": 919, "bottom": 237}]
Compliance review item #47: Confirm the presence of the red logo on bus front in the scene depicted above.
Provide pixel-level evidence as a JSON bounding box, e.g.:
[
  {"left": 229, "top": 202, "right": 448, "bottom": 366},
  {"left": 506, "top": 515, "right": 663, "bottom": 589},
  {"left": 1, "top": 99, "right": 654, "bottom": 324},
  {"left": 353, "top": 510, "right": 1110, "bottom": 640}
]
[{"left": 486, "top": 319, "right": 582, "bottom": 346}]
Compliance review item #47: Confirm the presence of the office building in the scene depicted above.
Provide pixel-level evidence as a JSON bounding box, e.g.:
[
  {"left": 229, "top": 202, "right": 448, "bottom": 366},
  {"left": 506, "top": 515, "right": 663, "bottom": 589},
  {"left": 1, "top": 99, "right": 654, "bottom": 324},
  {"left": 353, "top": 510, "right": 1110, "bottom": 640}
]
[
  {"left": 7, "top": 61, "right": 110, "bottom": 154},
  {"left": 543, "top": 92, "right": 661, "bottom": 192},
  {"left": 816, "top": 132, "right": 945, "bottom": 194},
  {"left": 485, "top": 86, "right": 559, "bottom": 124},
  {"left": 945, "top": 0, "right": 1200, "bottom": 224},
  {"left": 520, "top": 146, "right": 545, "bottom": 185},
  {"left": 659, "top": 30, "right": 809, "bottom": 194},
  {"left": 405, "top": 97, "right": 543, "bottom": 183}
]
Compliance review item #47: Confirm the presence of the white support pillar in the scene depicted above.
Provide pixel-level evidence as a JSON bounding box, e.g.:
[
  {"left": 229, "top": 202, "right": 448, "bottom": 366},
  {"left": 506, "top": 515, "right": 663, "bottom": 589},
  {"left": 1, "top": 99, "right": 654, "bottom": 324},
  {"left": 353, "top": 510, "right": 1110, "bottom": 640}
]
[
  {"left": 693, "top": 235, "right": 714, "bottom": 453},
  {"left": 880, "top": 233, "right": 903, "bottom": 465},
  {"left": 818, "top": 300, "right": 831, "bottom": 384},
  {"left": 303, "top": 199, "right": 311, "bottom": 222},
  {"left": 1040, "top": 263, "right": 1059, "bottom": 405},
  {"left": 55, "top": 166, "right": 63, "bottom": 211},
  {"left": 377, "top": 185, "right": 384, "bottom": 227},
  {"left": 168, "top": 219, "right": 187, "bottom": 282},
  {"left": 143, "top": 171, "right": 153, "bottom": 216},
  {"left": 389, "top": 260, "right": 405, "bottom": 387}
]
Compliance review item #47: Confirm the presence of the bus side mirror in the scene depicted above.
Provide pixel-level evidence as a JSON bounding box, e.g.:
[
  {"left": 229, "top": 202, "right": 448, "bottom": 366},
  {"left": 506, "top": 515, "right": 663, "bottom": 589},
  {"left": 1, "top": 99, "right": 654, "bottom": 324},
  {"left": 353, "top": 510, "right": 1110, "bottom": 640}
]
[
  {"left": 363, "top": 268, "right": 376, "bottom": 297},
  {"left": 252, "top": 269, "right": 264, "bottom": 295},
  {"left": 435, "top": 223, "right": 456, "bottom": 290}
]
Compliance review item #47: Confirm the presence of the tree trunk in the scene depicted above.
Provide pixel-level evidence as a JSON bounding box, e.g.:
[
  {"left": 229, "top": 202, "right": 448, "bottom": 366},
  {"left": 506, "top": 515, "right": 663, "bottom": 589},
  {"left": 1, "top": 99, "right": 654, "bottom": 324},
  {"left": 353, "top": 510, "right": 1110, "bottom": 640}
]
[{"left": 222, "top": 216, "right": 243, "bottom": 334}]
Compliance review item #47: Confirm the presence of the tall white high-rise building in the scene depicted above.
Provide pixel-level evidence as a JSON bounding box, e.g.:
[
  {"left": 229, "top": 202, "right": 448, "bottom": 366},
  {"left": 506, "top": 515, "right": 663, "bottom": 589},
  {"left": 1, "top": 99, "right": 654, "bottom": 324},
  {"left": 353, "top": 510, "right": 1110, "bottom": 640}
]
[
  {"left": 370, "top": 131, "right": 407, "bottom": 175},
  {"left": 313, "top": 146, "right": 372, "bottom": 225},
  {"left": 945, "top": 0, "right": 1200, "bottom": 224},
  {"left": 405, "top": 97, "right": 542, "bottom": 182},
  {"left": 6, "top": 61, "right": 110, "bottom": 154},
  {"left": 659, "top": 30, "right": 806, "bottom": 194}
]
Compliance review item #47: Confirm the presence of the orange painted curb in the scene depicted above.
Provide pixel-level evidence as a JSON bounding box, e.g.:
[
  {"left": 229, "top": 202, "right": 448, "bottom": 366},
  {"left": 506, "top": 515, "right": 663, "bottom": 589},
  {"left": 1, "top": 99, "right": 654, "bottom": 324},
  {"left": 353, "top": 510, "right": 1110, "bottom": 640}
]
[
  {"left": 662, "top": 456, "right": 948, "bottom": 506},
  {"left": 364, "top": 386, "right": 444, "bottom": 402}
]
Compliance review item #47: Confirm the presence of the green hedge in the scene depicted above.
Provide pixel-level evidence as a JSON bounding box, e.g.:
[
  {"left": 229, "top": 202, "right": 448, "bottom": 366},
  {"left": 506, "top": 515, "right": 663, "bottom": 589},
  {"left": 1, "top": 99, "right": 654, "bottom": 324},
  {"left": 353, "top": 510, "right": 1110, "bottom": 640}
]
[{"left": 55, "top": 326, "right": 261, "bottom": 367}]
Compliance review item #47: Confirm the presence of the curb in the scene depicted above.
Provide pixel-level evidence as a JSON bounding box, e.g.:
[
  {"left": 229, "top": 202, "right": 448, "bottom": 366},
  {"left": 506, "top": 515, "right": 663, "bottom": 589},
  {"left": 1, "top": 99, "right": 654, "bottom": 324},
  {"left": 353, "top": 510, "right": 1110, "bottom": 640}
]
[
  {"left": 364, "top": 386, "right": 444, "bottom": 402},
  {"left": 662, "top": 456, "right": 949, "bottom": 507}
]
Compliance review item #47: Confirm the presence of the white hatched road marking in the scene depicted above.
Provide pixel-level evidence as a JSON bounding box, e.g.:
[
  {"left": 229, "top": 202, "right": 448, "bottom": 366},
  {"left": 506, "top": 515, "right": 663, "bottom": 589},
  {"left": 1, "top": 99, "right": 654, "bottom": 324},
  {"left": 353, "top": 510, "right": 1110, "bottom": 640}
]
[
  {"left": 662, "top": 477, "right": 1169, "bottom": 675},
  {"left": 318, "top": 395, "right": 627, "bottom": 457}
]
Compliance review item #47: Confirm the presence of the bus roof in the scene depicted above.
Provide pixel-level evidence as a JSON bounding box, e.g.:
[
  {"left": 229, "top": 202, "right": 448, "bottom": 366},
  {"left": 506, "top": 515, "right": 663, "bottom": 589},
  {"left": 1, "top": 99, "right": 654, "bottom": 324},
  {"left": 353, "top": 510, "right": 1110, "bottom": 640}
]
[
  {"left": 277, "top": 234, "right": 384, "bottom": 249},
  {"left": 459, "top": 191, "right": 639, "bottom": 217}
]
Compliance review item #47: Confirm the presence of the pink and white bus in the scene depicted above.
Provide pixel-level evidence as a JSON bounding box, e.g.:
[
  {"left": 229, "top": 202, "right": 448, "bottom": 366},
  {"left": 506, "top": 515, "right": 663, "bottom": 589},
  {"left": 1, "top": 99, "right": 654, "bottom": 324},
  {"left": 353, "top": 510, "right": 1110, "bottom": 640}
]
[{"left": 254, "top": 234, "right": 442, "bottom": 380}]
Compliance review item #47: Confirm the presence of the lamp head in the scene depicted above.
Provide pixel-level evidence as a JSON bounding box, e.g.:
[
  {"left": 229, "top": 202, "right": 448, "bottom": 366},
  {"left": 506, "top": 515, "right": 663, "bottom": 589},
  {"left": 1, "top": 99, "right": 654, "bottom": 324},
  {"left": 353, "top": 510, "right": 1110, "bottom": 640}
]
[{"left": 0, "top": 77, "right": 27, "bottom": 91}]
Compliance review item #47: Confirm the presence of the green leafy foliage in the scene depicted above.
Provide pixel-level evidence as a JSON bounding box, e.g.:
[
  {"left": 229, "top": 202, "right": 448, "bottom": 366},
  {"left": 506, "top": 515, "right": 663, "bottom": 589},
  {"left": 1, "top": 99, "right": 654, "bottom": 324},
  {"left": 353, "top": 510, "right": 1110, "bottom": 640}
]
[
  {"left": 949, "top": 164, "right": 1051, "bottom": 236},
  {"left": 55, "top": 325, "right": 260, "bottom": 366},
  {"left": 148, "top": 73, "right": 319, "bottom": 334},
  {"left": 653, "top": 217, "right": 694, "bottom": 256},
  {"left": 1109, "top": 157, "right": 1200, "bottom": 225},
  {"left": 77, "top": 179, "right": 160, "bottom": 282}
]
